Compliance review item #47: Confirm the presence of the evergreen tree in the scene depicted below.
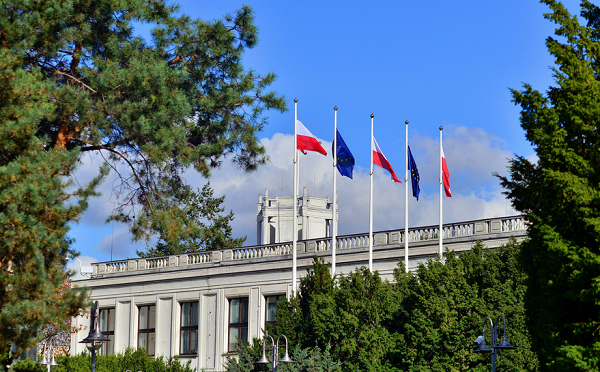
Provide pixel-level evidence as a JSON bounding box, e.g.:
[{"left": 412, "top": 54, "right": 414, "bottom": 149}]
[
  {"left": 138, "top": 182, "right": 246, "bottom": 257},
  {"left": 0, "top": 50, "right": 105, "bottom": 363},
  {"left": 0, "top": 0, "right": 286, "bottom": 242},
  {"left": 498, "top": 1, "right": 600, "bottom": 370},
  {"left": 275, "top": 258, "right": 401, "bottom": 372},
  {"left": 1, "top": 0, "right": 282, "bottom": 361},
  {"left": 392, "top": 241, "right": 537, "bottom": 372},
  {"left": 225, "top": 339, "right": 342, "bottom": 372},
  {"left": 273, "top": 242, "right": 537, "bottom": 371}
]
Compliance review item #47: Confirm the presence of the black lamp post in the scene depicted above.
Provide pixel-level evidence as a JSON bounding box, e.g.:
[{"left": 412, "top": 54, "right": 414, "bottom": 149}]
[
  {"left": 255, "top": 335, "right": 294, "bottom": 372},
  {"left": 79, "top": 301, "right": 110, "bottom": 372},
  {"left": 473, "top": 315, "right": 517, "bottom": 372}
]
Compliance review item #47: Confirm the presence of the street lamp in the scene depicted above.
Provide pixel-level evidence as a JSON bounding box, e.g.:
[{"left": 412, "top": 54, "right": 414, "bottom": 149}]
[
  {"left": 79, "top": 301, "right": 110, "bottom": 372},
  {"left": 255, "top": 334, "right": 294, "bottom": 372},
  {"left": 473, "top": 315, "right": 517, "bottom": 372},
  {"left": 38, "top": 342, "right": 60, "bottom": 372}
]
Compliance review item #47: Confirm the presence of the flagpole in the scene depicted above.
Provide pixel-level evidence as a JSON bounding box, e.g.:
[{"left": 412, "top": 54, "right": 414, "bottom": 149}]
[
  {"left": 404, "top": 120, "right": 409, "bottom": 273},
  {"left": 293, "top": 98, "right": 298, "bottom": 294},
  {"left": 369, "top": 113, "right": 374, "bottom": 272},
  {"left": 332, "top": 106, "right": 338, "bottom": 278},
  {"left": 439, "top": 126, "right": 443, "bottom": 259}
]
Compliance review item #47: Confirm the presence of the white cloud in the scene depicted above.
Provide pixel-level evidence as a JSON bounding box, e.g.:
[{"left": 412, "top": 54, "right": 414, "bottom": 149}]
[
  {"left": 199, "top": 127, "right": 517, "bottom": 245},
  {"left": 70, "top": 126, "right": 519, "bottom": 261}
]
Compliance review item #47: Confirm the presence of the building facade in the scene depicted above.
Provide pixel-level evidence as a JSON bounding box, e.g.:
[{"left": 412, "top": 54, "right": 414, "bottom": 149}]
[{"left": 71, "top": 215, "right": 526, "bottom": 371}]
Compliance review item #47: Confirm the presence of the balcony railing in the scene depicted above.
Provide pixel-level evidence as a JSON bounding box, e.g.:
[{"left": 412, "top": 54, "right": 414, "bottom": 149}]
[{"left": 91, "top": 215, "right": 526, "bottom": 276}]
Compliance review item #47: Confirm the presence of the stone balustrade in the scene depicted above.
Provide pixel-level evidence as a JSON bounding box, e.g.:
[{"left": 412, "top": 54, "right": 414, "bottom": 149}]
[{"left": 92, "top": 215, "right": 526, "bottom": 277}]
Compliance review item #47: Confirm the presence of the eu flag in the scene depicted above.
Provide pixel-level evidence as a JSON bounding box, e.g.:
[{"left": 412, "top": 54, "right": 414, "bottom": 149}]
[
  {"left": 408, "top": 145, "right": 420, "bottom": 200},
  {"left": 333, "top": 130, "right": 355, "bottom": 179}
]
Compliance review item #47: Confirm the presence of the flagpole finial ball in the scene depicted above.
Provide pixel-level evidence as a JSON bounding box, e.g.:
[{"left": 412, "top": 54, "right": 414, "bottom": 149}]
[
  {"left": 294, "top": 98, "right": 298, "bottom": 103},
  {"left": 439, "top": 126, "right": 443, "bottom": 131},
  {"left": 405, "top": 120, "right": 409, "bottom": 125},
  {"left": 370, "top": 113, "right": 374, "bottom": 118},
  {"left": 334, "top": 106, "right": 338, "bottom": 111}
]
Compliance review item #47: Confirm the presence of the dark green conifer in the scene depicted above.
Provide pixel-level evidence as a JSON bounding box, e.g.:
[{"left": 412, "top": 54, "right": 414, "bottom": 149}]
[
  {"left": 498, "top": 1, "right": 600, "bottom": 370},
  {"left": 137, "top": 182, "right": 246, "bottom": 257},
  {"left": 0, "top": 0, "right": 283, "bottom": 360},
  {"left": 0, "top": 51, "right": 106, "bottom": 361}
]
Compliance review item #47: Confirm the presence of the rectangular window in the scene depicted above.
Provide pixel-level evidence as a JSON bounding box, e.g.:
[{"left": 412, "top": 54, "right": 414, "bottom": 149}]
[
  {"left": 180, "top": 302, "right": 198, "bottom": 355},
  {"left": 265, "top": 295, "right": 284, "bottom": 327},
  {"left": 138, "top": 305, "right": 156, "bottom": 355},
  {"left": 99, "top": 308, "right": 115, "bottom": 356},
  {"left": 228, "top": 298, "right": 248, "bottom": 351}
]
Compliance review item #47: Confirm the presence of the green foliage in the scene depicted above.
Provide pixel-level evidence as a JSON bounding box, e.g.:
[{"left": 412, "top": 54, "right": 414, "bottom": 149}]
[
  {"left": 0, "top": 0, "right": 282, "bottom": 356},
  {"left": 0, "top": 0, "right": 286, "bottom": 242},
  {"left": 225, "top": 339, "right": 342, "bottom": 372},
  {"left": 275, "top": 257, "right": 401, "bottom": 371},
  {"left": 393, "top": 240, "right": 537, "bottom": 372},
  {"left": 11, "top": 348, "right": 193, "bottom": 372},
  {"left": 138, "top": 182, "right": 246, "bottom": 257},
  {"left": 0, "top": 48, "right": 103, "bottom": 360},
  {"left": 273, "top": 242, "right": 537, "bottom": 371},
  {"left": 498, "top": 1, "right": 600, "bottom": 370}
]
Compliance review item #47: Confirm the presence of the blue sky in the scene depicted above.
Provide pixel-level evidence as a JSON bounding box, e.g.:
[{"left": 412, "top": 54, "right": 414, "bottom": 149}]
[{"left": 68, "top": 0, "right": 585, "bottom": 275}]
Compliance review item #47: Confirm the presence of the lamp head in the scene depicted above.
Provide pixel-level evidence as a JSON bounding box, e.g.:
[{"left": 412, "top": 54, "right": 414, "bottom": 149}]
[
  {"left": 49, "top": 355, "right": 60, "bottom": 366},
  {"left": 473, "top": 336, "right": 492, "bottom": 354},
  {"left": 495, "top": 336, "right": 517, "bottom": 350},
  {"left": 255, "top": 353, "right": 270, "bottom": 364},
  {"left": 81, "top": 327, "right": 110, "bottom": 343},
  {"left": 38, "top": 352, "right": 49, "bottom": 365},
  {"left": 279, "top": 351, "right": 294, "bottom": 363}
]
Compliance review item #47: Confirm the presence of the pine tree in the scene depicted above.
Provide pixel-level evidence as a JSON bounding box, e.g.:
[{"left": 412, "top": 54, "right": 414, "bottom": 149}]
[
  {"left": 498, "top": 1, "right": 600, "bottom": 370},
  {"left": 1, "top": 0, "right": 286, "bottom": 241},
  {"left": 0, "top": 0, "right": 283, "bottom": 361},
  {"left": 0, "top": 50, "right": 106, "bottom": 363},
  {"left": 137, "top": 182, "right": 246, "bottom": 257}
]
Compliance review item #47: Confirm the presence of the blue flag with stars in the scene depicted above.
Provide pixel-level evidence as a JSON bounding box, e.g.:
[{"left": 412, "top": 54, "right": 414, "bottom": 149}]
[
  {"left": 333, "top": 130, "right": 355, "bottom": 179},
  {"left": 408, "top": 145, "right": 420, "bottom": 200}
]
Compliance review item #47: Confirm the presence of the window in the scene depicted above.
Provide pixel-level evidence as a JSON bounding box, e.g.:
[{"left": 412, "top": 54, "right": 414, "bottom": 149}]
[
  {"left": 265, "top": 295, "right": 284, "bottom": 327},
  {"left": 228, "top": 298, "right": 248, "bottom": 351},
  {"left": 138, "top": 305, "right": 156, "bottom": 355},
  {"left": 99, "top": 308, "right": 115, "bottom": 356},
  {"left": 180, "top": 302, "right": 198, "bottom": 355}
]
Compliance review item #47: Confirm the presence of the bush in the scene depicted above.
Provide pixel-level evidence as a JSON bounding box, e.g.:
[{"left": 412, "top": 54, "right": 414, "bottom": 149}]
[
  {"left": 226, "top": 339, "right": 341, "bottom": 372},
  {"left": 11, "top": 348, "right": 193, "bottom": 372}
]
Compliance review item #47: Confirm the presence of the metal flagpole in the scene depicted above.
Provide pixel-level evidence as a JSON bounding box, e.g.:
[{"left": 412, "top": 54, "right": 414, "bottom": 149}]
[
  {"left": 293, "top": 98, "right": 298, "bottom": 294},
  {"left": 439, "top": 126, "right": 443, "bottom": 259},
  {"left": 369, "top": 113, "right": 374, "bottom": 272},
  {"left": 404, "top": 120, "right": 409, "bottom": 273},
  {"left": 332, "top": 106, "right": 338, "bottom": 278}
]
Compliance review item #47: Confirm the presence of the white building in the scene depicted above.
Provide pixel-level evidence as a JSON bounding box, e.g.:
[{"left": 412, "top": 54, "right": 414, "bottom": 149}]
[
  {"left": 256, "top": 187, "right": 336, "bottom": 244},
  {"left": 71, "top": 192, "right": 526, "bottom": 371}
]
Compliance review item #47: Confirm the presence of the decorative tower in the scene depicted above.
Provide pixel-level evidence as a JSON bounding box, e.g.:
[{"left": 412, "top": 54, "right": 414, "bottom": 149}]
[{"left": 256, "top": 187, "right": 337, "bottom": 244}]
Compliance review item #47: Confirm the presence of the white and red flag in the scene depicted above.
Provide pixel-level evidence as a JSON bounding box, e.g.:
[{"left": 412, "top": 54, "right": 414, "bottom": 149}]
[
  {"left": 441, "top": 146, "right": 451, "bottom": 197},
  {"left": 296, "top": 120, "right": 327, "bottom": 156},
  {"left": 372, "top": 137, "right": 401, "bottom": 183}
]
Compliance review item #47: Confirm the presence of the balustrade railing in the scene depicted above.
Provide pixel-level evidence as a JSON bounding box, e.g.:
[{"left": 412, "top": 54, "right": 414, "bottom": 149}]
[
  {"left": 92, "top": 216, "right": 526, "bottom": 276},
  {"left": 105, "top": 260, "right": 128, "bottom": 273},
  {"left": 145, "top": 257, "right": 169, "bottom": 269},
  {"left": 189, "top": 252, "right": 211, "bottom": 264}
]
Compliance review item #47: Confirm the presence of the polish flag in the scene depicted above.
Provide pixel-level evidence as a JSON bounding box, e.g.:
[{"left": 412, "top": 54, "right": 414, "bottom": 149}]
[
  {"left": 442, "top": 146, "right": 451, "bottom": 197},
  {"left": 373, "top": 137, "right": 401, "bottom": 183},
  {"left": 297, "top": 120, "right": 327, "bottom": 156}
]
